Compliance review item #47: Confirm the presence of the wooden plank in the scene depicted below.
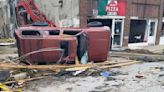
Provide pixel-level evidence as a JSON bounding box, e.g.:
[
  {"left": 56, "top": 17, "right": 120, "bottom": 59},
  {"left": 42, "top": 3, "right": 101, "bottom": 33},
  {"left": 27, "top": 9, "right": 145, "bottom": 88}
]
[
  {"left": 75, "top": 56, "right": 80, "bottom": 65},
  {"left": 65, "top": 61, "right": 142, "bottom": 71},
  {"left": 0, "top": 60, "right": 141, "bottom": 73},
  {"left": 100, "top": 61, "right": 142, "bottom": 69},
  {"left": 3, "top": 76, "right": 45, "bottom": 85},
  {"left": 0, "top": 60, "right": 134, "bottom": 70}
]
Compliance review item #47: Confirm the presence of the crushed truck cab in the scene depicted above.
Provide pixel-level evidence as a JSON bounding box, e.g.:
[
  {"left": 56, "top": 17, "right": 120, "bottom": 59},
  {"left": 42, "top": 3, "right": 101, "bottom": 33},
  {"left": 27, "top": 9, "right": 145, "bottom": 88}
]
[{"left": 15, "top": 26, "right": 110, "bottom": 64}]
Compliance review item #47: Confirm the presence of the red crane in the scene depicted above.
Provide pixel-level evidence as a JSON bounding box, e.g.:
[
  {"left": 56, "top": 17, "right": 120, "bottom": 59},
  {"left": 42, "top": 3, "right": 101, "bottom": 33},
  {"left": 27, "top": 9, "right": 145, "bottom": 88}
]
[{"left": 16, "top": 0, "right": 56, "bottom": 27}]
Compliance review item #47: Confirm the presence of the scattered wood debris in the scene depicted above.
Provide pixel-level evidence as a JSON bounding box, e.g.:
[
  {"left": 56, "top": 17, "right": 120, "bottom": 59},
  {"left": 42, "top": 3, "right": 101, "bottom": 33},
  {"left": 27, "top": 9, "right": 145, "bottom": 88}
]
[
  {"left": 0, "top": 59, "right": 142, "bottom": 91},
  {"left": 0, "top": 60, "right": 142, "bottom": 71},
  {"left": 3, "top": 76, "right": 45, "bottom": 85}
]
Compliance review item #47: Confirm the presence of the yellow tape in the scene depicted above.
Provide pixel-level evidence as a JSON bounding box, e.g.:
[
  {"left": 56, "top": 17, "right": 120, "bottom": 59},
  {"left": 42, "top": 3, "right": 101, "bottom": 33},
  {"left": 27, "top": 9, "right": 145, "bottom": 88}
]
[
  {"left": 0, "top": 83, "right": 22, "bottom": 92},
  {"left": 0, "top": 83, "right": 12, "bottom": 92}
]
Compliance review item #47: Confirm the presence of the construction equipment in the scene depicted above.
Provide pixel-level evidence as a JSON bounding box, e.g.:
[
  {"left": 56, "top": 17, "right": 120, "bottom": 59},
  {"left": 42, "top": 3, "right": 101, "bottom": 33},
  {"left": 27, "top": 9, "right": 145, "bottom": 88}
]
[{"left": 16, "top": 0, "right": 56, "bottom": 27}]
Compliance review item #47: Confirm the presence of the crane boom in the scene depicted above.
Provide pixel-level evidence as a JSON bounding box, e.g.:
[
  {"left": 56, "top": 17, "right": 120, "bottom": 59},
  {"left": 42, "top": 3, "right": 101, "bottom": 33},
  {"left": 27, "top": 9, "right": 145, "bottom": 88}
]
[{"left": 16, "top": 0, "right": 56, "bottom": 27}]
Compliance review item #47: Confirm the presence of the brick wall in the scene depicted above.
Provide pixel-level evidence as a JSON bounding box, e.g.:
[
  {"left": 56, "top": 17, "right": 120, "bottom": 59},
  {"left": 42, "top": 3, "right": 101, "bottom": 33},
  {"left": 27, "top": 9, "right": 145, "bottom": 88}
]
[
  {"left": 155, "top": 0, "right": 164, "bottom": 45},
  {"left": 123, "top": 0, "right": 164, "bottom": 46},
  {"left": 79, "top": 0, "right": 88, "bottom": 28},
  {"left": 79, "top": 0, "right": 98, "bottom": 28},
  {"left": 80, "top": 0, "right": 164, "bottom": 47}
]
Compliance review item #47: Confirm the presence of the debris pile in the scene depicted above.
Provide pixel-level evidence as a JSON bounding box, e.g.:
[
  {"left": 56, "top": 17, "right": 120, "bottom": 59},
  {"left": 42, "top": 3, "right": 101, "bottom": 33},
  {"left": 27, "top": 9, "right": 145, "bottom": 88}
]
[{"left": 0, "top": 59, "right": 141, "bottom": 91}]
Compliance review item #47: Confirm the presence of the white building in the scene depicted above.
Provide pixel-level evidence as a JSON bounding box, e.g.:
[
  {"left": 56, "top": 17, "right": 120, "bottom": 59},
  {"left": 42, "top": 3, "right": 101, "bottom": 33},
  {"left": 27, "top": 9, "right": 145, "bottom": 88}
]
[
  {"left": 34, "top": 0, "right": 80, "bottom": 27},
  {"left": 0, "top": 0, "right": 10, "bottom": 38}
]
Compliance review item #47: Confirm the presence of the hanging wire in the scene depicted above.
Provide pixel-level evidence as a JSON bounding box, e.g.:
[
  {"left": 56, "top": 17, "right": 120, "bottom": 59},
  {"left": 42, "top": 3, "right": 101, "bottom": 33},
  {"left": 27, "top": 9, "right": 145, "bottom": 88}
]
[{"left": 13, "top": 47, "right": 64, "bottom": 64}]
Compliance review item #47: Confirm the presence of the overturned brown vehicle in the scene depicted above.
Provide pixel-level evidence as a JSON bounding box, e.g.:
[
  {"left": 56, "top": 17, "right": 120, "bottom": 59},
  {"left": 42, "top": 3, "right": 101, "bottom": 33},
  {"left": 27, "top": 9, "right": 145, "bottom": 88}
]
[{"left": 15, "top": 24, "right": 110, "bottom": 64}]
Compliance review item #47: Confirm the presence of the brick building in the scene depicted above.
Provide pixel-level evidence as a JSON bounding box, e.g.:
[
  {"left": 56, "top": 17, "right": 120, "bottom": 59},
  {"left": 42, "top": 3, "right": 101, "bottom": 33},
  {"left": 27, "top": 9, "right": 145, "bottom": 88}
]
[{"left": 80, "top": 0, "right": 164, "bottom": 50}]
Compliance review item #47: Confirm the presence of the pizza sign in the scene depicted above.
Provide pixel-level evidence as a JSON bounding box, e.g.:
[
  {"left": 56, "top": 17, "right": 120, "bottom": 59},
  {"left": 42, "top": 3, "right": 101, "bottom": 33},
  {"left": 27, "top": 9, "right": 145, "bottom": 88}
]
[
  {"left": 105, "top": 0, "right": 126, "bottom": 16},
  {"left": 106, "top": 1, "right": 118, "bottom": 12}
]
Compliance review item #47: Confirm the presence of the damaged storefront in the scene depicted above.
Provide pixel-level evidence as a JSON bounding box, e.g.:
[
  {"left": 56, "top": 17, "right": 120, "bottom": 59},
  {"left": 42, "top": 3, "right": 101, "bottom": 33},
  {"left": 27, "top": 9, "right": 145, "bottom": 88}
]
[
  {"left": 87, "top": 0, "right": 126, "bottom": 50},
  {"left": 80, "top": 0, "right": 164, "bottom": 50},
  {"left": 128, "top": 19, "right": 158, "bottom": 46},
  {"left": 127, "top": 0, "right": 162, "bottom": 48}
]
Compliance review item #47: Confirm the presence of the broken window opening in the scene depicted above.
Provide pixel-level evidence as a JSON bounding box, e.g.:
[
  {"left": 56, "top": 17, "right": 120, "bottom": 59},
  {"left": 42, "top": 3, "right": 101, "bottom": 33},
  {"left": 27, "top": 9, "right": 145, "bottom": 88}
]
[
  {"left": 62, "top": 30, "right": 88, "bottom": 61},
  {"left": 149, "top": 22, "right": 155, "bottom": 36},
  {"left": 63, "top": 30, "right": 81, "bottom": 35},
  {"left": 129, "top": 20, "right": 147, "bottom": 43},
  {"left": 22, "top": 30, "right": 41, "bottom": 36},
  {"left": 18, "top": 6, "right": 33, "bottom": 25},
  {"left": 113, "top": 21, "right": 122, "bottom": 46},
  {"left": 49, "top": 30, "right": 60, "bottom": 35}
]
